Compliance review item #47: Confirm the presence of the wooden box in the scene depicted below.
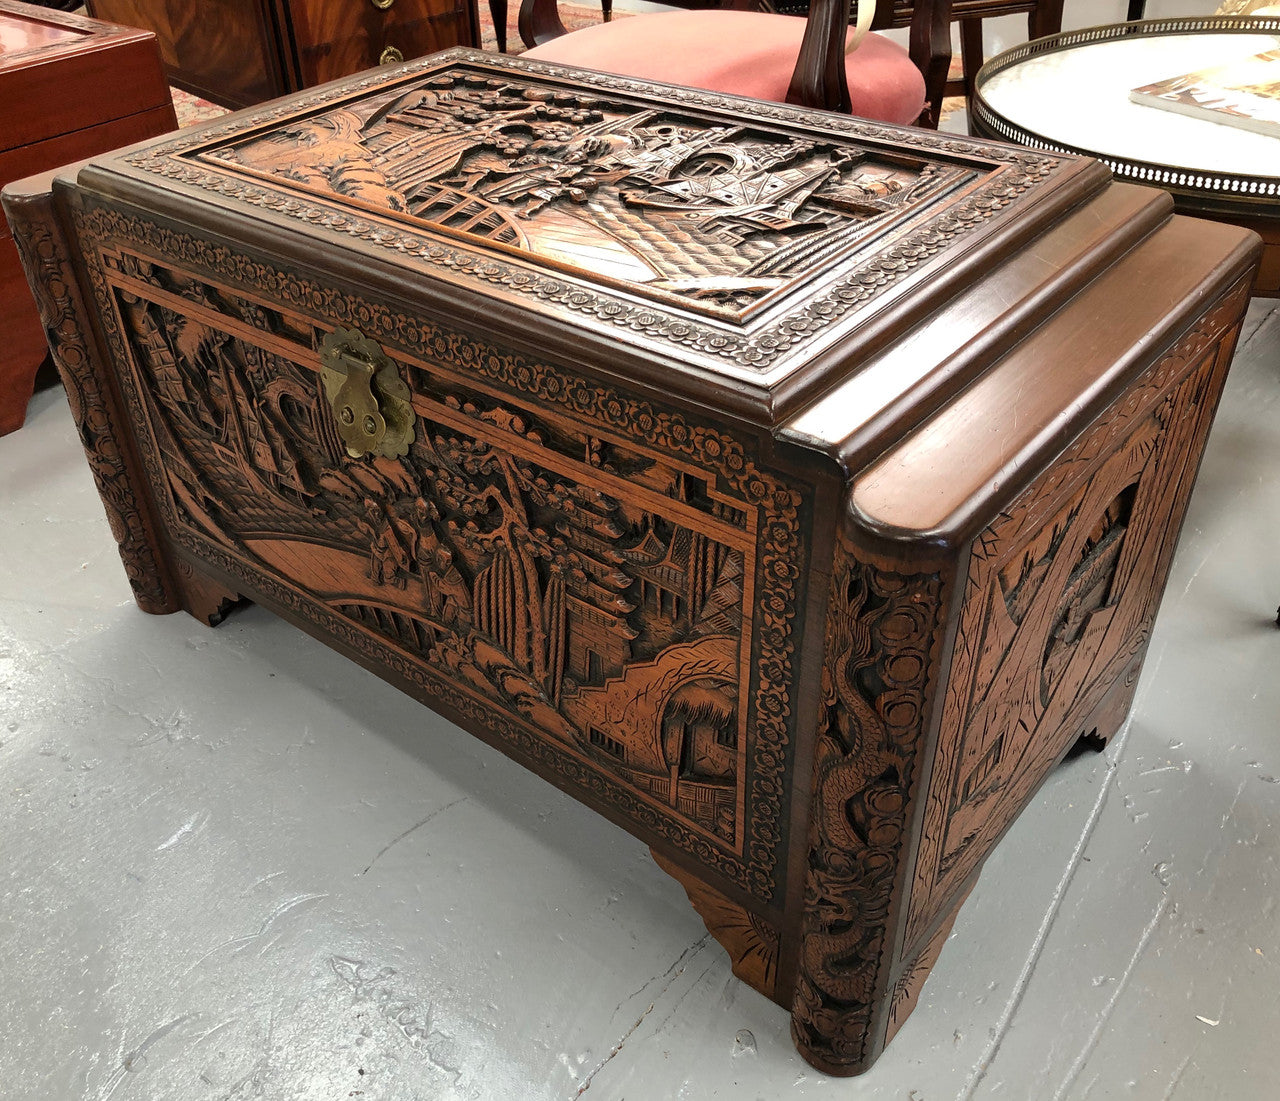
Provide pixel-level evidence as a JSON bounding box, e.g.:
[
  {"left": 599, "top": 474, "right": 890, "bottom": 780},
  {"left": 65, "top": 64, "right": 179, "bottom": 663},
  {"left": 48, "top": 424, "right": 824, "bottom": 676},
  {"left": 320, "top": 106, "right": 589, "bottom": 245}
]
[
  {"left": 84, "top": 0, "right": 479, "bottom": 110},
  {"left": 3, "top": 49, "right": 1259, "bottom": 1074},
  {"left": 0, "top": 0, "right": 174, "bottom": 436}
]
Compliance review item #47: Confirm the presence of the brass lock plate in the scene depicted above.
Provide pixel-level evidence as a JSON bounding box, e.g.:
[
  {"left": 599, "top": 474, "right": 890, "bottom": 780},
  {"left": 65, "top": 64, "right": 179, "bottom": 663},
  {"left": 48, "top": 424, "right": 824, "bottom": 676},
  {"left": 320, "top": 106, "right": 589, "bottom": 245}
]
[{"left": 319, "top": 328, "right": 415, "bottom": 460}]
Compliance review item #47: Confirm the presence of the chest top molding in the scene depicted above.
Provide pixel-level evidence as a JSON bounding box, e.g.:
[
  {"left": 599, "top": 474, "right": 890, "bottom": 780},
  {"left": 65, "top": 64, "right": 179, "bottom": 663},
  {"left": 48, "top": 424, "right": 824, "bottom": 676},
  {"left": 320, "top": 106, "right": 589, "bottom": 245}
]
[{"left": 109, "top": 49, "right": 1071, "bottom": 381}]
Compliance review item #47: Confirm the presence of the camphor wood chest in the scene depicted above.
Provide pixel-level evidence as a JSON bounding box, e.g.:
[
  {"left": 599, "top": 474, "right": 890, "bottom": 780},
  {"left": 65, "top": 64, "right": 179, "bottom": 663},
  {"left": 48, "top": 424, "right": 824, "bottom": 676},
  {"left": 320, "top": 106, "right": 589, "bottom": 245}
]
[
  {"left": 0, "top": 0, "right": 175, "bottom": 435},
  {"left": 4, "top": 49, "right": 1260, "bottom": 1074}
]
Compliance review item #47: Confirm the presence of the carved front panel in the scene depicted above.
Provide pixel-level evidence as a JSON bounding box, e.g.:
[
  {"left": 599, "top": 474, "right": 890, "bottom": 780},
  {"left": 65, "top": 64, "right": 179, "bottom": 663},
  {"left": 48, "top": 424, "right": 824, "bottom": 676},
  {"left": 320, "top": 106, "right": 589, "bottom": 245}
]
[
  {"left": 904, "top": 316, "right": 1237, "bottom": 949},
  {"left": 80, "top": 204, "right": 811, "bottom": 902}
]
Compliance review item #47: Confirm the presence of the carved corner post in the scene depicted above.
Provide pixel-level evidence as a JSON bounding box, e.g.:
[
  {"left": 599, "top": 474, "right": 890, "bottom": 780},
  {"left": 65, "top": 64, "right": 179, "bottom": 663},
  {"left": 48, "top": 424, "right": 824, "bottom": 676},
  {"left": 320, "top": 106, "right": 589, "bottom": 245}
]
[
  {"left": 648, "top": 528, "right": 958, "bottom": 1072},
  {"left": 788, "top": 532, "right": 953, "bottom": 1075},
  {"left": 2, "top": 176, "right": 179, "bottom": 616}
]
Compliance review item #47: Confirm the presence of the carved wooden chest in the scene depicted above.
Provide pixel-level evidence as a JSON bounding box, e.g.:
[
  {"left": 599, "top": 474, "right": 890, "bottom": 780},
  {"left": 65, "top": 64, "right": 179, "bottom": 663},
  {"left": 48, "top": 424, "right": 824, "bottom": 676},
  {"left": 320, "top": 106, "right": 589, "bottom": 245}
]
[
  {"left": 3, "top": 49, "right": 1260, "bottom": 1074},
  {"left": 0, "top": 0, "right": 174, "bottom": 435}
]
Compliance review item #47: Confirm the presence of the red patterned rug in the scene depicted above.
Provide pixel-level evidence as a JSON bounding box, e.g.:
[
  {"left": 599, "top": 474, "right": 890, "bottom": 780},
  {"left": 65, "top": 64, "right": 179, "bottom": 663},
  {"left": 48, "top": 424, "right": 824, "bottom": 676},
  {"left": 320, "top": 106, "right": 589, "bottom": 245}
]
[{"left": 169, "top": 87, "right": 227, "bottom": 128}]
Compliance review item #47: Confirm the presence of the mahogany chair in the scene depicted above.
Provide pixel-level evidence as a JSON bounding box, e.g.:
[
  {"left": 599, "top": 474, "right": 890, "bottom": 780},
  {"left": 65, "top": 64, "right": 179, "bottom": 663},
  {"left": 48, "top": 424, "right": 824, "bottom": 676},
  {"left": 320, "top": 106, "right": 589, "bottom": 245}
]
[
  {"left": 755, "top": 0, "right": 1063, "bottom": 101},
  {"left": 517, "top": 0, "right": 954, "bottom": 128},
  {"left": 948, "top": 0, "right": 1064, "bottom": 98}
]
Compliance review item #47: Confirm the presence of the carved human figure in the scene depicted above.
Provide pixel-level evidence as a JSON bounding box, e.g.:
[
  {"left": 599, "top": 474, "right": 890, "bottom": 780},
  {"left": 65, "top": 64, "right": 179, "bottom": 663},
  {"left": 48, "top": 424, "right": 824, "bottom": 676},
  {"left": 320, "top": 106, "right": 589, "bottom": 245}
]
[
  {"left": 360, "top": 498, "right": 408, "bottom": 587},
  {"left": 432, "top": 545, "right": 472, "bottom": 627}
]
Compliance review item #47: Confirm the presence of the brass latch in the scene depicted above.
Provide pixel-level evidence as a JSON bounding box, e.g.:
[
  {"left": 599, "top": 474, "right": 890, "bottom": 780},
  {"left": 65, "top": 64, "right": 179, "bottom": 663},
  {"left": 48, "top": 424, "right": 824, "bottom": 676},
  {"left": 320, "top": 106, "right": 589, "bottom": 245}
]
[{"left": 319, "top": 328, "right": 415, "bottom": 460}]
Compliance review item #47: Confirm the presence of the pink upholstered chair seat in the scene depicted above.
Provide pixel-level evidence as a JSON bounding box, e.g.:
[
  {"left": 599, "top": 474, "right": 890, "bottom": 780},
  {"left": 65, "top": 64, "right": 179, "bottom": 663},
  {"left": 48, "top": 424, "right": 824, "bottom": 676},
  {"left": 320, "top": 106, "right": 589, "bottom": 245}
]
[{"left": 523, "top": 10, "right": 926, "bottom": 126}]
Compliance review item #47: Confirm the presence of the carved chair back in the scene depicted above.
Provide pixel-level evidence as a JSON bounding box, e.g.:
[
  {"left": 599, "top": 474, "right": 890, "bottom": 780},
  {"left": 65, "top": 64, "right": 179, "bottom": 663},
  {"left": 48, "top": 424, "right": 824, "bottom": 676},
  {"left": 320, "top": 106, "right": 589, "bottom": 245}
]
[
  {"left": 760, "top": 0, "right": 1063, "bottom": 101},
  {"left": 769, "top": 0, "right": 1064, "bottom": 99}
]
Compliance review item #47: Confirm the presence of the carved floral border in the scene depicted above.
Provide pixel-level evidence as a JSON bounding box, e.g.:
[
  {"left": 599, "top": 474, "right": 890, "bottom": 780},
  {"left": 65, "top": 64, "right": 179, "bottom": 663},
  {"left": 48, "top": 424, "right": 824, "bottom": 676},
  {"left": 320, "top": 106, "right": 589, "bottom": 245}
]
[
  {"left": 75, "top": 200, "right": 810, "bottom": 903},
  {"left": 118, "top": 50, "right": 1065, "bottom": 372},
  {"left": 791, "top": 550, "right": 946, "bottom": 1073}
]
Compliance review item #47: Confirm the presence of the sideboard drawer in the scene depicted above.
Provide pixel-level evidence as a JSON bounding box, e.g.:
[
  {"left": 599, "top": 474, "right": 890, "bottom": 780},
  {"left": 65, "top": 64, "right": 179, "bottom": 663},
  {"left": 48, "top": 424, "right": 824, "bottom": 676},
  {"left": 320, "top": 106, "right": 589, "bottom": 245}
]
[
  {"left": 286, "top": 0, "right": 477, "bottom": 85},
  {"left": 85, "top": 0, "right": 476, "bottom": 107}
]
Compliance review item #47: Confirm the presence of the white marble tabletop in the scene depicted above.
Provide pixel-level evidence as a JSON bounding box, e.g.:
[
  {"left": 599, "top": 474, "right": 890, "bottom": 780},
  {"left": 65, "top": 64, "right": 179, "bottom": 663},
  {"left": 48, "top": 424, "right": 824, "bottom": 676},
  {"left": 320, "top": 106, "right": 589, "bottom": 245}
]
[{"left": 979, "top": 30, "right": 1280, "bottom": 178}]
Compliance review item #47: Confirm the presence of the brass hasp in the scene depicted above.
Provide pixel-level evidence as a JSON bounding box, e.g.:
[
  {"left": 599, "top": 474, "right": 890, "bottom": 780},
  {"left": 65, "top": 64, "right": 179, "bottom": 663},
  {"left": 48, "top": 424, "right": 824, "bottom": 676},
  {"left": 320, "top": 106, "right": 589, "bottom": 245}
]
[{"left": 319, "top": 327, "right": 415, "bottom": 459}]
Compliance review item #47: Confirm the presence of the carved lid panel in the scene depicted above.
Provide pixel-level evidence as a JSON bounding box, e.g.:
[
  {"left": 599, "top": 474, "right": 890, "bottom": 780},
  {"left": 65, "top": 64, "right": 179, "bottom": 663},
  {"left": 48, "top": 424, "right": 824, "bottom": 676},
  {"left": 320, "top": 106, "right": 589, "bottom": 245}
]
[
  {"left": 198, "top": 75, "right": 968, "bottom": 322},
  {"left": 81, "top": 49, "right": 1097, "bottom": 419}
]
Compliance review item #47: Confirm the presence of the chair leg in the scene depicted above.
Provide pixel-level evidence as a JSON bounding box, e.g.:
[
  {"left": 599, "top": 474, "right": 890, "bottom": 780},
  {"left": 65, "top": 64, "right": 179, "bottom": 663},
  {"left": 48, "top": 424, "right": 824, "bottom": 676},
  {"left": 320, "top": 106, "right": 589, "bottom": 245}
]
[
  {"left": 490, "top": 0, "right": 507, "bottom": 51},
  {"left": 1126, "top": 0, "right": 1147, "bottom": 20},
  {"left": 909, "top": 0, "right": 951, "bottom": 127},
  {"left": 960, "top": 19, "right": 984, "bottom": 102},
  {"left": 1029, "top": 0, "right": 1065, "bottom": 41}
]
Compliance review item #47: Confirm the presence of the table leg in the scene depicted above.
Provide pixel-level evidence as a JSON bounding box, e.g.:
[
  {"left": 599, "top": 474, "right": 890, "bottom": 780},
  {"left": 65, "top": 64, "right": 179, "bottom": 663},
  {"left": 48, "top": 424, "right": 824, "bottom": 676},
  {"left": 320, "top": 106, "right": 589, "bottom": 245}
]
[{"left": 959, "top": 20, "right": 984, "bottom": 101}]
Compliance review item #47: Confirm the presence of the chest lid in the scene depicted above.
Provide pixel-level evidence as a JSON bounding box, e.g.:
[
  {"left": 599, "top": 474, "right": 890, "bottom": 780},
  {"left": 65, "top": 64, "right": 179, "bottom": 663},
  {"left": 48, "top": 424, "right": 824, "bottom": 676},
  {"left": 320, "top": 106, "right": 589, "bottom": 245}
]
[{"left": 72, "top": 48, "right": 1107, "bottom": 425}]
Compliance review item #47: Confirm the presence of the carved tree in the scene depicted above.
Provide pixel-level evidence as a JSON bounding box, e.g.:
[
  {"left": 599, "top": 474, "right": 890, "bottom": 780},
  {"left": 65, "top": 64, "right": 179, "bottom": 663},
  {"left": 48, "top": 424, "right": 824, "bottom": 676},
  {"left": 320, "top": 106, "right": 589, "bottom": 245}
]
[{"left": 426, "top": 405, "right": 637, "bottom": 702}]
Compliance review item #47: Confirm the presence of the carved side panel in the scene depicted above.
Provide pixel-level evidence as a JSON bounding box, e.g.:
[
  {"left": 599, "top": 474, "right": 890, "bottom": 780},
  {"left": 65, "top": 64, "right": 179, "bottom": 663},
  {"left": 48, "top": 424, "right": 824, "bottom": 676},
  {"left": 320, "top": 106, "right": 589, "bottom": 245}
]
[
  {"left": 74, "top": 205, "right": 813, "bottom": 903},
  {"left": 790, "top": 550, "right": 947, "bottom": 1075},
  {"left": 789, "top": 278, "right": 1246, "bottom": 1075},
  {"left": 4, "top": 193, "right": 175, "bottom": 615},
  {"left": 904, "top": 283, "right": 1249, "bottom": 950}
]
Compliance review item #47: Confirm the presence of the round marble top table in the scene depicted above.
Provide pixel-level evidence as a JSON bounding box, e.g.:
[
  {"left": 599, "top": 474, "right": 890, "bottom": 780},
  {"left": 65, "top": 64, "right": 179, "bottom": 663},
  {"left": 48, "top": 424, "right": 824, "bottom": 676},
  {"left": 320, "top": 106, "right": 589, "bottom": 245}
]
[{"left": 971, "top": 16, "right": 1280, "bottom": 295}]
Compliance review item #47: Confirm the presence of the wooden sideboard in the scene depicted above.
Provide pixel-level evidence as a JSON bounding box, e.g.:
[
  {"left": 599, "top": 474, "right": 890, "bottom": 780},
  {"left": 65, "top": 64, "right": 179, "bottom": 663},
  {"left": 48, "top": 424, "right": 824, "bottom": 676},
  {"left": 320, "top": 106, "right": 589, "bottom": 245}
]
[
  {"left": 0, "top": 0, "right": 175, "bottom": 436},
  {"left": 84, "top": 0, "right": 479, "bottom": 109}
]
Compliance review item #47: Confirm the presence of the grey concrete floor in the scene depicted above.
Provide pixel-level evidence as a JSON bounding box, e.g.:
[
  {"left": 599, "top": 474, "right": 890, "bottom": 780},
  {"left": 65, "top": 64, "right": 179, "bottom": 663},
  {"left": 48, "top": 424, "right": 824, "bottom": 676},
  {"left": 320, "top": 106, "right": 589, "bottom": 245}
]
[{"left": 0, "top": 295, "right": 1277, "bottom": 1099}]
